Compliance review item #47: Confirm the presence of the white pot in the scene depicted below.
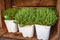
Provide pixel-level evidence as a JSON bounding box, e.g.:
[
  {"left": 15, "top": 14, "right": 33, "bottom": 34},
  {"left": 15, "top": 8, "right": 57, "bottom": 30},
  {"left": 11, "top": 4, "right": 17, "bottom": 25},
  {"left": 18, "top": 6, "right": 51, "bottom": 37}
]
[
  {"left": 35, "top": 24, "right": 51, "bottom": 40},
  {"left": 5, "top": 20, "right": 18, "bottom": 33},
  {"left": 18, "top": 24, "right": 34, "bottom": 38}
]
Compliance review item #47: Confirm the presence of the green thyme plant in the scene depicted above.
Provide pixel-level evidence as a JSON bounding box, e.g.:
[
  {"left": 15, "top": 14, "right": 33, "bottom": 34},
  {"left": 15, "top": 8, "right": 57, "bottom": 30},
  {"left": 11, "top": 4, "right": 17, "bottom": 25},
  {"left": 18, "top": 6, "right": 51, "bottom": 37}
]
[
  {"left": 2, "top": 8, "right": 18, "bottom": 20},
  {"left": 35, "top": 7, "right": 57, "bottom": 26},
  {"left": 15, "top": 7, "right": 35, "bottom": 27}
]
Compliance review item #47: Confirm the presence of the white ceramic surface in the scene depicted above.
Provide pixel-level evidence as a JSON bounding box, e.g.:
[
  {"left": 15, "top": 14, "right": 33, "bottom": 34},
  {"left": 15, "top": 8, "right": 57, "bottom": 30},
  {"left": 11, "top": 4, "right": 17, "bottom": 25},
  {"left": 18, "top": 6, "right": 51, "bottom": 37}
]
[
  {"left": 5, "top": 20, "right": 18, "bottom": 33},
  {"left": 35, "top": 24, "right": 51, "bottom": 40},
  {"left": 18, "top": 25, "right": 34, "bottom": 38}
]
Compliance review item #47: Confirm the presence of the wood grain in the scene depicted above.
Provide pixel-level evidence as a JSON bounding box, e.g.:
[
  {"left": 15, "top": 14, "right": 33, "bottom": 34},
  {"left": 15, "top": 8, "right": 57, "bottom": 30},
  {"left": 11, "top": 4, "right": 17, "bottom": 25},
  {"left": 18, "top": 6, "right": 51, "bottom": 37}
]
[
  {"left": 0, "top": 0, "right": 5, "bottom": 10},
  {"left": 57, "top": 0, "right": 60, "bottom": 40},
  {"left": 1, "top": 32, "right": 37, "bottom": 40},
  {"left": 0, "top": 0, "right": 8, "bottom": 36},
  {"left": 12, "top": 0, "right": 56, "bottom": 7},
  {"left": 5, "top": 0, "right": 11, "bottom": 9},
  {"left": 0, "top": 5, "right": 2, "bottom": 28}
]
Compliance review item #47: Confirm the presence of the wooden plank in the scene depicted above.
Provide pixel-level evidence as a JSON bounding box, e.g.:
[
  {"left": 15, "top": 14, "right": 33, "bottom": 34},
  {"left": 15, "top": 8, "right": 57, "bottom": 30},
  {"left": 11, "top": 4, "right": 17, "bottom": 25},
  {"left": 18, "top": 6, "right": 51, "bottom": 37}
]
[
  {"left": 0, "top": 0, "right": 5, "bottom": 10},
  {"left": 0, "top": 6, "right": 6, "bottom": 37},
  {"left": 5, "top": 0, "right": 11, "bottom": 9},
  {"left": 1, "top": 32, "right": 37, "bottom": 40},
  {"left": 0, "top": 4, "right": 2, "bottom": 28},
  {"left": 57, "top": 0, "right": 60, "bottom": 40},
  {"left": 0, "top": 0, "right": 8, "bottom": 36},
  {"left": 12, "top": 0, "right": 56, "bottom": 7}
]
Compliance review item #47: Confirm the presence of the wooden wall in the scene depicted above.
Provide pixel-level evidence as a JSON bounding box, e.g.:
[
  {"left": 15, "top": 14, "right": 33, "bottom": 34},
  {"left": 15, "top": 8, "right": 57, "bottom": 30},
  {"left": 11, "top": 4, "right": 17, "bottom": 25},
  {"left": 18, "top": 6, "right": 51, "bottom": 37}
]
[
  {"left": 0, "top": 0, "right": 5, "bottom": 10},
  {"left": 4, "top": 0, "right": 11, "bottom": 9},
  {"left": 0, "top": 0, "right": 57, "bottom": 9},
  {"left": 57, "top": 0, "right": 60, "bottom": 40},
  {"left": 12, "top": 0, "right": 56, "bottom": 7},
  {"left": 0, "top": 0, "right": 8, "bottom": 37},
  {"left": 5, "top": 0, "right": 57, "bottom": 9}
]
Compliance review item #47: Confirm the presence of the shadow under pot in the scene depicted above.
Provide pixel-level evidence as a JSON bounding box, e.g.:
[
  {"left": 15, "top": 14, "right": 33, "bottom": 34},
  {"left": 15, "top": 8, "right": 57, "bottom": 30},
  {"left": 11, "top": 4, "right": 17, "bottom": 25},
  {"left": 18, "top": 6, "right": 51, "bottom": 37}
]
[
  {"left": 4, "top": 20, "right": 18, "bottom": 33},
  {"left": 18, "top": 24, "right": 34, "bottom": 38},
  {"left": 35, "top": 24, "right": 51, "bottom": 40}
]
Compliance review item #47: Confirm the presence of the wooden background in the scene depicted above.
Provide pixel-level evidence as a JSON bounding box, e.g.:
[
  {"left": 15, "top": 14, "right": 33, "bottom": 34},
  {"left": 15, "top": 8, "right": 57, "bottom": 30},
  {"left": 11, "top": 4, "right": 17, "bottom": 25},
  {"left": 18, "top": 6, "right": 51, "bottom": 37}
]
[
  {"left": 12, "top": 0, "right": 56, "bottom": 6},
  {"left": 0, "top": 0, "right": 59, "bottom": 40},
  {"left": 5, "top": 0, "right": 57, "bottom": 9}
]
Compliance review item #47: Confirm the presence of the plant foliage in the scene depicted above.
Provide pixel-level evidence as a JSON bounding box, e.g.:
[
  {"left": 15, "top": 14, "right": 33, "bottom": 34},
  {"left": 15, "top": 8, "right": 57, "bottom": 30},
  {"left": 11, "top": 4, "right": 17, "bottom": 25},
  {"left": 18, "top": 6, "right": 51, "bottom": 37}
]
[
  {"left": 35, "top": 7, "right": 57, "bottom": 26},
  {"left": 15, "top": 7, "right": 35, "bottom": 27},
  {"left": 2, "top": 8, "right": 18, "bottom": 20},
  {"left": 14, "top": 7, "right": 58, "bottom": 27}
]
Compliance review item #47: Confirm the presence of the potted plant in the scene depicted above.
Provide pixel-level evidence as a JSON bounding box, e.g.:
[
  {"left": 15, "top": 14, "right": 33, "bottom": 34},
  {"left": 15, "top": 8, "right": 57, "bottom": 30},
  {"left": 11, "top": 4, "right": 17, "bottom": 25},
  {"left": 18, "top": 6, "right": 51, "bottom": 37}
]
[
  {"left": 34, "top": 7, "right": 57, "bottom": 40},
  {"left": 2, "top": 8, "right": 18, "bottom": 33},
  {"left": 15, "top": 8, "right": 35, "bottom": 37}
]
